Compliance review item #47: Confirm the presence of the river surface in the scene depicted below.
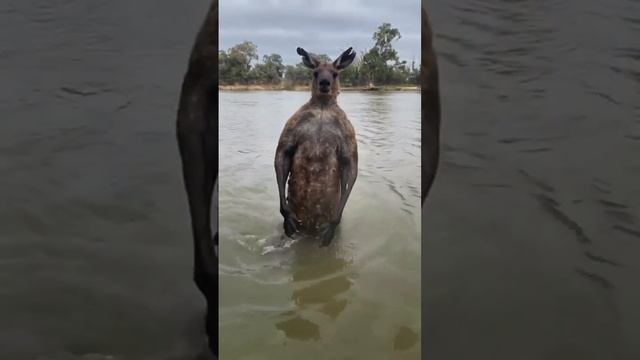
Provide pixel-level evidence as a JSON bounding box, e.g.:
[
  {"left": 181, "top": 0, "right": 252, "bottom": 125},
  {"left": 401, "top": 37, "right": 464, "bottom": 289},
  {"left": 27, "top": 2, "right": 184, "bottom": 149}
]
[
  {"left": 219, "top": 91, "right": 421, "bottom": 359},
  {"left": 424, "top": 0, "right": 640, "bottom": 359},
  {"left": 0, "top": 1, "right": 215, "bottom": 359}
]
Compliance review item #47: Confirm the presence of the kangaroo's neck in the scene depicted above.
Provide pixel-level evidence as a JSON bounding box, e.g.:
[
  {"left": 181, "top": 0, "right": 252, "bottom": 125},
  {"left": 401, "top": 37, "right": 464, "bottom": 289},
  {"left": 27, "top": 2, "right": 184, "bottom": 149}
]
[{"left": 309, "top": 95, "right": 338, "bottom": 108}]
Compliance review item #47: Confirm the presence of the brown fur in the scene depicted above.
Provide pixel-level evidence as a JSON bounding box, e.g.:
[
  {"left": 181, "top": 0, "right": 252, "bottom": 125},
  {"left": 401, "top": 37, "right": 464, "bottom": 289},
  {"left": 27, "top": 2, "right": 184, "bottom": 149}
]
[{"left": 275, "top": 48, "right": 358, "bottom": 246}]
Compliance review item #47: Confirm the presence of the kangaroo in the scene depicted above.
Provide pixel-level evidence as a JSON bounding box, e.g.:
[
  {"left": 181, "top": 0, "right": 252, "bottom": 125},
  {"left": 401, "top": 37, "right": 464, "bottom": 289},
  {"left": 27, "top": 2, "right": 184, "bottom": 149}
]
[
  {"left": 176, "top": 0, "right": 218, "bottom": 356},
  {"left": 174, "top": 2, "right": 439, "bottom": 356},
  {"left": 275, "top": 47, "right": 358, "bottom": 247}
]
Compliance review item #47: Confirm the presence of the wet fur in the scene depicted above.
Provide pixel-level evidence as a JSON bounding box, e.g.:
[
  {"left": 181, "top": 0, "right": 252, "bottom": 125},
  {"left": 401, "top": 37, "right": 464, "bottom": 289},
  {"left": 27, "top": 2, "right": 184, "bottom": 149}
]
[{"left": 275, "top": 48, "right": 358, "bottom": 245}]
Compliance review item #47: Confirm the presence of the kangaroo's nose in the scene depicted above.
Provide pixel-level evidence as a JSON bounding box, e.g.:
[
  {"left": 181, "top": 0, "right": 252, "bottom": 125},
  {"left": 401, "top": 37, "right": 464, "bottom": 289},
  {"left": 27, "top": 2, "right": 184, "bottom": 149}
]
[{"left": 319, "top": 79, "right": 330, "bottom": 87}]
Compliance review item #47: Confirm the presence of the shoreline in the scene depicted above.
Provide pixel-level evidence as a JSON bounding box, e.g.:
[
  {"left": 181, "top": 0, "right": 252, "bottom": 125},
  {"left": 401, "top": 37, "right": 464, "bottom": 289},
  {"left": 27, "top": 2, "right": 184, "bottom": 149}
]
[{"left": 218, "top": 84, "right": 420, "bottom": 92}]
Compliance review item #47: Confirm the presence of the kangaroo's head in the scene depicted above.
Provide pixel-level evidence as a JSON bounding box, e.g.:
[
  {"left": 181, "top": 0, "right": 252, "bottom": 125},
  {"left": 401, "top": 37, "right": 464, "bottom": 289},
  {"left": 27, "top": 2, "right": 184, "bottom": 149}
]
[{"left": 296, "top": 47, "right": 356, "bottom": 99}]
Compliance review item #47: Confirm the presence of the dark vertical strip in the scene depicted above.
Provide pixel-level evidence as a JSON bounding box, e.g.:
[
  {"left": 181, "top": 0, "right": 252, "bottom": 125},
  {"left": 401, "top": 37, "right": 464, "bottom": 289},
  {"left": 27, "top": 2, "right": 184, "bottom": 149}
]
[
  {"left": 176, "top": 1, "right": 219, "bottom": 358},
  {"left": 421, "top": 2, "right": 441, "bottom": 359},
  {"left": 421, "top": 1, "right": 442, "bottom": 206}
]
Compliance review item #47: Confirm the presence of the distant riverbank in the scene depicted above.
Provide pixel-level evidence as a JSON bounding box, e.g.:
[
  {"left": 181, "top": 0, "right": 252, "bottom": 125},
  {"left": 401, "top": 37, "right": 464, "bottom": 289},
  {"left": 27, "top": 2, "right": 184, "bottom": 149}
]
[{"left": 219, "top": 84, "right": 420, "bottom": 92}]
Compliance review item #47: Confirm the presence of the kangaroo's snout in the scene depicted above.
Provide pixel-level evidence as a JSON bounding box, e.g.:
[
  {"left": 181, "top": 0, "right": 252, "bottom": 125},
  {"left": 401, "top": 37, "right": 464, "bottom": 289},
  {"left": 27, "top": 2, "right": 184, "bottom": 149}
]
[
  {"left": 319, "top": 78, "right": 331, "bottom": 93},
  {"left": 316, "top": 69, "right": 334, "bottom": 94}
]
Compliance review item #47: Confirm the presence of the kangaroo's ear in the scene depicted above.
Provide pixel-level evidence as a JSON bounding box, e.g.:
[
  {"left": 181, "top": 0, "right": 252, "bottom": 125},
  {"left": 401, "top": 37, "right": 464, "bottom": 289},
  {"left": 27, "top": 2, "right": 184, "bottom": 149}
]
[
  {"left": 297, "top": 47, "right": 320, "bottom": 69},
  {"left": 333, "top": 47, "right": 355, "bottom": 70}
]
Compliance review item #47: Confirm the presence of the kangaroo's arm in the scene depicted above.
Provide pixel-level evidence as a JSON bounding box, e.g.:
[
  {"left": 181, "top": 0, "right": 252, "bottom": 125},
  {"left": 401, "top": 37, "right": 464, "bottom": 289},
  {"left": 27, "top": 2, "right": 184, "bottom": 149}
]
[
  {"left": 275, "top": 134, "right": 300, "bottom": 237},
  {"left": 274, "top": 131, "right": 296, "bottom": 216},
  {"left": 274, "top": 139, "right": 295, "bottom": 217},
  {"left": 336, "top": 127, "right": 358, "bottom": 223}
]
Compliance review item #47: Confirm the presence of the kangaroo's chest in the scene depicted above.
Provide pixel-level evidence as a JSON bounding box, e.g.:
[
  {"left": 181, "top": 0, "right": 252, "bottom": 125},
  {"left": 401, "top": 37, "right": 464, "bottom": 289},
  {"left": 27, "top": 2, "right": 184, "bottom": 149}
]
[
  {"left": 290, "top": 112, "right": 346, "bottom": 177},
  {"left": 294, "top": 111, "right": 346, "bottom": 146}
]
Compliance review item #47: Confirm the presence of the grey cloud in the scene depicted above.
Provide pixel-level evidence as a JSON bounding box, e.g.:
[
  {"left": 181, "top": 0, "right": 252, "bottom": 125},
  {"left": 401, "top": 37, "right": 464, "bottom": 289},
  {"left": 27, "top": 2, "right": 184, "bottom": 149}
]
[{"left": 220, "top": 0, "right": 420, "bottom": 65}]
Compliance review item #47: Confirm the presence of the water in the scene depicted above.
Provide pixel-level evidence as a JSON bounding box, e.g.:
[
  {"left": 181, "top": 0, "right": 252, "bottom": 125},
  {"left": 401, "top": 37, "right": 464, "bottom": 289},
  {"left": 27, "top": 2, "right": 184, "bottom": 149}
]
[
  {"left": 424, "top": 0, "right": 640, "bottom": 359},
  {"left": 0, "top": 1, "right": 215, "bottom": 359},
  {"left": 219, "top": 91, "right": 422, "bottom": 359}
]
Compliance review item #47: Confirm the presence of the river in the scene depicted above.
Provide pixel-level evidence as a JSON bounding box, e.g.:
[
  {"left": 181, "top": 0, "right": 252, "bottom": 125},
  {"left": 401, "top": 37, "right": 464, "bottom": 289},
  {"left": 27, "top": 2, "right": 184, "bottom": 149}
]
[{"left": 219, "top": 90, "right": 421, "bottom": 359}]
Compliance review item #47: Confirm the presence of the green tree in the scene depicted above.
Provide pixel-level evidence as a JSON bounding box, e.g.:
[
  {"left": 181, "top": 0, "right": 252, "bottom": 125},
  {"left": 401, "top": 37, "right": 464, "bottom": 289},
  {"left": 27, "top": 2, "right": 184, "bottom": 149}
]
[
  {"left": 407, "top": 60, "right": 420, "bottom": 85},
  {"left": 361, "top": 49, "right": 385, "bottom": 85},
  {"left": 339, "top": 54, "right": 363, "bottom": 86},
  {"left": 252, "top": 53, "right": 285, "bottom": 84},
  {"left": 373, "top": 23, "right": 402, "bottom": 64},
  {"left": 284, "top": 63, "right": 311, "bottom": 86},
  {"left": 219, "top": 41, "right": 258, "bottom": 84},
  {"left": 218, "top": 50, "right": 231, "bottom": 84},
  {"left": 361, "top": 23, "right": 403, "bottom": 86}
]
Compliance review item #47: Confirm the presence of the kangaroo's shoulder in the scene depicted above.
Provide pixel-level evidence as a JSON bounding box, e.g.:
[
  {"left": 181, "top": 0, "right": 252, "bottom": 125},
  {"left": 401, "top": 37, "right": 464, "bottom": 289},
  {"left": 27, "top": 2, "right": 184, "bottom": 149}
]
[
  {"left": 283, "top": 102, "right": 311, "bottom": 126},
  {"left": 279, "top": 103, "right": 317, "bottom": 143},
  {"left": 330, "top": 106, "right": 355, "bottom": 137}
]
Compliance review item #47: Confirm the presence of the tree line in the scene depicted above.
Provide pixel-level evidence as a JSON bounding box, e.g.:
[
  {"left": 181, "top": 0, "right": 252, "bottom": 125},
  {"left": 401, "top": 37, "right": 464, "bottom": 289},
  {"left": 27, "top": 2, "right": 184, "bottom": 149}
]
[{"left": 219, "top": 23, "right": 420, "bottom": 88}]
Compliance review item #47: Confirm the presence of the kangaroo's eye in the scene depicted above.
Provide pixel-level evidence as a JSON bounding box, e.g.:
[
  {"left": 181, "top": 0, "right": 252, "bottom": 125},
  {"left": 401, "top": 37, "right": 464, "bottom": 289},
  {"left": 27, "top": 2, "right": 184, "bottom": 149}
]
[
  {"left": 313, "top": 72, "right": 318, "bottom": 78},
  {"left": 332, "top": 72, "right": 338, "bottom": 78}
]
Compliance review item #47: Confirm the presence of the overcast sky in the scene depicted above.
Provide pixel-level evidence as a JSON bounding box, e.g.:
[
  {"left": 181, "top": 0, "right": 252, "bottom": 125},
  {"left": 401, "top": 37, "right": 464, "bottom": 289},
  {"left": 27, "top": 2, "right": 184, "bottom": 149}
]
[{"left": 220, "top": 0, "right": 420, "bottom": 66}]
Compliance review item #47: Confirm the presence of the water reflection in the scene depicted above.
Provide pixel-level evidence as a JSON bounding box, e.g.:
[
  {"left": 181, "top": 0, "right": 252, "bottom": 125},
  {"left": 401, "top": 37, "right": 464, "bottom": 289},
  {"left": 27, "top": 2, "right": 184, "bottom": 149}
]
[
  {"left": 275, "top": 240, "right": 353, "bottom": 341},
  {"left": 362, "top": 94, "right": 393, "bottom": 154}
]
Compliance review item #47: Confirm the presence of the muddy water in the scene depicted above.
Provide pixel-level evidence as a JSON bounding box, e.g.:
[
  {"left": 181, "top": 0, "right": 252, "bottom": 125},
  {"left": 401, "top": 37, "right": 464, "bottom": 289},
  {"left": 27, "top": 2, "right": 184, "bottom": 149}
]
[
  {"left": 219, "top": 91, "right": 421, "bottom": 359},
  {"left": 0, "top": 1, "right": 215, "bottom": 359},
  {"left": 424, "top": 0, "right": 640, "bottom": 358}
]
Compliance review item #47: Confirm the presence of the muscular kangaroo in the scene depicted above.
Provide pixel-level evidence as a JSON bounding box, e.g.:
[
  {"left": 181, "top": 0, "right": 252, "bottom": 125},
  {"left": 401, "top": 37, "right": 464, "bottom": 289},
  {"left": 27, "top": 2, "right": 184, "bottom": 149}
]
[
  {"left": 176, "top": 1, "right": 218, "bottom": 356},
  {"left": 275, "top": 47, "right": 358, "bottom": 247}
]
